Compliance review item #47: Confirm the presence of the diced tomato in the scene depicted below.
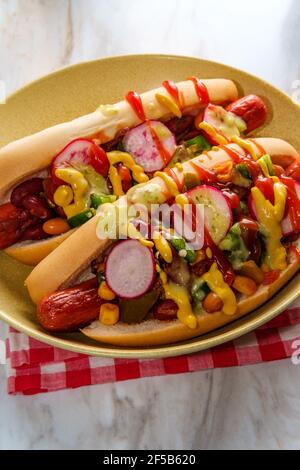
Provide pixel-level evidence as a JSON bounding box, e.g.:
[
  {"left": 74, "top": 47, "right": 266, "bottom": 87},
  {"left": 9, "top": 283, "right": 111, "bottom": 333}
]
[
  {"left": 117, "top": 164, "right": 132, "bottom": 193},
  {"left": 280, "top": 176, "right": 300, "bottom": 231},
  {"left": 286, "top": 160, "right": 300, "bottom": 182},
  {"left": 290, "top": 245, "right": 300, "bottom": 264},
  {"left": 222, "top": 190, "right": 240, "bottom": 210},
  {"left": 255, "top": 177, "right": 274, "bottom": 204},
  {"left": 262, "top": 270, "right": 280, "bottom": 285}
]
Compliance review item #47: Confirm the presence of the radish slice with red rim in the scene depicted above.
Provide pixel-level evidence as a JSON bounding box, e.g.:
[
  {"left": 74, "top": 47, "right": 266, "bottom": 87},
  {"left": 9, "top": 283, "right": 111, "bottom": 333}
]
[
  {"left": 123, "top": 120, "right": 176, "bottom": 172},
  {"left": 186, "top": 185, "right": 232, "bottom": 244},
  {"left": 282, "top": 181, "right": 300, "bottom": 236},
  {"left": 51, "top": 138, "right": 110, "bottom": 184},
  {"left": 105, "top": 240, "right": 156, "bottom": 299}
]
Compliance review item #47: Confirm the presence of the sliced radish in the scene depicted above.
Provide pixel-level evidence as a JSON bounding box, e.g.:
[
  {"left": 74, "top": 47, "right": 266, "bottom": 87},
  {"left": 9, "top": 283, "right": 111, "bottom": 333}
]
[
  {"left": 105, "top": 240, "right": 156, "bottom": 299},
  {"left": 281, "top": 181, "right": 300, "bottom": 236},
  {"left": 203, "top": 104, "right": 246, "bottom": 139},
  {"left": 51, "top": 138, "right": 109, "bottom": 184},
  {"left": 123, "top": 120, "right": 176, "bottom": 172},
  {"left": 187, "top": 185, "right": 232, "bottom": 244}
]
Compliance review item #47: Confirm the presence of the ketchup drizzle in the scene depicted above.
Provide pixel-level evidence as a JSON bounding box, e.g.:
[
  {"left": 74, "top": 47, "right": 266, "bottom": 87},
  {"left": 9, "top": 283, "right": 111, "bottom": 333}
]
[
  {"left": 125, "top": 91, "right": 146, "bottom": 121},
  {"left": 187, "top": 76, "right": 209, "bottom": 105},
  {"left": 248, "top": 138, "right": 266, "bottom": 157},
  {"left": 162, "top": 80, "right": 181, "bottom": 108},
  {"left": 164, "top": 167, "right": 183, "bottom": 192},
  {"left": 146, "top": 120, "right": 171, "bottom": 165}
]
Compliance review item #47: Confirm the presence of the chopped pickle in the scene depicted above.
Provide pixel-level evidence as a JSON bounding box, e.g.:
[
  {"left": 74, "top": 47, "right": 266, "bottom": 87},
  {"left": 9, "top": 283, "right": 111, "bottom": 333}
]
[{"left": 119, "top": 289, "right": 160, "bottom": 324}]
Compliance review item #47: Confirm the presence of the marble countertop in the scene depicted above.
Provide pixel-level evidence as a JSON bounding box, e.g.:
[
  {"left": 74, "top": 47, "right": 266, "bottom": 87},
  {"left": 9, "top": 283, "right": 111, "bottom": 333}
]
[{"left": 1, "top": 0, "right": 300, "bottom": 450}]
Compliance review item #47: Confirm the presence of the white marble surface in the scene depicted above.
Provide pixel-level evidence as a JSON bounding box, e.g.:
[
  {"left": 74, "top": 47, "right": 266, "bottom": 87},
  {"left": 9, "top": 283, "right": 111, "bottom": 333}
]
[{"left": 0, "top": 0, "right": 300, "bottom": 450}]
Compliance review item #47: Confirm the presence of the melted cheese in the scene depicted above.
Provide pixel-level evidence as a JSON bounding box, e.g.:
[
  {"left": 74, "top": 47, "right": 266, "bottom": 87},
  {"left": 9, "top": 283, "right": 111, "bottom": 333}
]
[
  {"left": 155, "top": 93, "right": 182, "bottom": 118},
  {"left": 231, "top": 136, "right": 259, "bottom": 161},
  {"left": 198, "top": 122, "right": 228, "bottom": 145},
  {"left": 153, "top": 231, "right": 173, "bottom": 263},
  {"left": 98, "top": 104, "right": 118, "bottom": 116},
  {"left": 202, "top": 262, "right": 237, "bottom": 315},
  {"left": 107, "top": 151, "right": 149, "bottom": 196},
  {"left": 251, "top": 182, "right": 287, "bottom": 270},
  {"left": 164, "top": 282, "right": 197, "bottom": 329}
]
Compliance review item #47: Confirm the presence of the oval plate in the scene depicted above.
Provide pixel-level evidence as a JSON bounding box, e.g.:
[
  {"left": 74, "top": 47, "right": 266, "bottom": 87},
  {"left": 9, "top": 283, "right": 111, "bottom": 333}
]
[{"left": 0, "top": 54, "right": 300, "bottom": 359}]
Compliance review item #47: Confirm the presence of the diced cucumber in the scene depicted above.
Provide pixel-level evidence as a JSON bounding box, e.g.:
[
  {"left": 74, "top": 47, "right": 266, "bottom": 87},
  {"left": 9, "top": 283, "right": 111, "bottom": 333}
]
[
  {"left": 90, "top": 193, "right": 117, "bottom": 209},
  {"left": 68, "top": 208, "right": 96, "bottom": 228},
  {"left": 185, "top": 135, "right": 211, "bottom": 154},
  {"left": 170, "top": 237, "right": 196, "bottom": 263},
  {"left": 191, "top": 279, "right": 210, "bottom": 302}
]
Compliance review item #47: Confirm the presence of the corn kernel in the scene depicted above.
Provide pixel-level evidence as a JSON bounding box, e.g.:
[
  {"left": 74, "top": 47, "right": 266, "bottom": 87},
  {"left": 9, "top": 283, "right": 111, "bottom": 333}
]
[
  {"left": 98, "top": 281, "right": 116, "bottom": 300},
  {"left": 99, "top": 303, "right": 119, "bottom": 325}
]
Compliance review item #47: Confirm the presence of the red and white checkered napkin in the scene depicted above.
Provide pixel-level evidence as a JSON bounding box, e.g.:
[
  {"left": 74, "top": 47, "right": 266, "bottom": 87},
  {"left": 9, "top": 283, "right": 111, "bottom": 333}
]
[{"left": 5, "top": 300, "right": 300, "bottom": 395}]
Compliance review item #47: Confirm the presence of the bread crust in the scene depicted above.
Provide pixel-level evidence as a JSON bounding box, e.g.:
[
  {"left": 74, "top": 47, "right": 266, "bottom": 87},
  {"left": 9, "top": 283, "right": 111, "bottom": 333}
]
[{"left": 81, "top": 257, "right": 300, "bottom": 346}]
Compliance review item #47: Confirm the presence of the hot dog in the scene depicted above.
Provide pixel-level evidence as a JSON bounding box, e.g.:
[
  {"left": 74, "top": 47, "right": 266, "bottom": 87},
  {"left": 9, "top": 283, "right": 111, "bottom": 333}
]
[
  {"left": 0, "top": 78, "right": 270, "bottom": 266},
  {"left": 26, "top": 135, "right": 300, "bottom": 346}
]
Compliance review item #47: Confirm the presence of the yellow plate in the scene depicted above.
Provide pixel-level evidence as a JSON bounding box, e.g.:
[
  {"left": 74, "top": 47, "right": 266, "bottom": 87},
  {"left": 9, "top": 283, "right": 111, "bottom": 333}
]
[{"left": 0, "top": 54, "right": 300, "bottom": 359}]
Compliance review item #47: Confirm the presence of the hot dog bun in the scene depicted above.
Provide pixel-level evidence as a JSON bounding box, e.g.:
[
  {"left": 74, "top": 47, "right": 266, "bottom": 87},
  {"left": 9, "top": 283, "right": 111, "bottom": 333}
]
[
  {"left": 4, "top": 229, "right": 75, "bottom": 266},
  {"left": 81, "top": 252, "right": 300, "bottom": 346},
  {"left": 0, "top": 78, "right": 238, "bottom": 265},
  {"left": 25, "top": 137, "right": 299, "bottom": 305},
  {"left": 0, "top": 79, "right": 237, "bottom": 198}
]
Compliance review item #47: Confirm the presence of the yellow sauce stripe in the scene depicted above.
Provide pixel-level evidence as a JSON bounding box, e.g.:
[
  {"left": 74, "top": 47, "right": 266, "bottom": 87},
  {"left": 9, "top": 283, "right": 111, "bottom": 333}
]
[
  {"left": 107, "top": 151, "right": 149, "bottom": 196},
  {"left": 55, "top": 168, "right": 89, "bottom": 218},
  {"left": 163, "top": 282, "right": 197, "bottom": 329},
  {"left": 109, "top": 165, "right": 124, "bottom": 196},
  {"left": 201, "top": 262, "right": 237, "bottom": 315},
  {"left": 154, "top": 171, "right": 179, "bottom": 197},
  {"left": 175, "top": 193, "right": 189, "bottom": 208},
  {"left": 231, "top": 136, "right": 259, "bottom": 161},
  {"left": 251, "top": 182, "right": 287, "bottom": 270},
  {"left": 155, "top": 93, "right": 182, "bottom": 118},
  {"left": 198, "top": 122, "right": 229, "bottom": 145},
  {"left": 153, "top": 230, "right": 173, "bottom": 263}
]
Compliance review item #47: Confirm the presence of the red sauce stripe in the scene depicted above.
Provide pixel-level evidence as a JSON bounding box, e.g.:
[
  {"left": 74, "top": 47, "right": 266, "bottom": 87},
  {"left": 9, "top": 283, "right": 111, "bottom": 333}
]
[
  {"left": 187, "top": 76, "right": 210, "bottom": 105},
  {"left": 248, "top": 138, "right": 266, "bottom": 157},
  {"left": 163, "top": 167, "right": 183, "bottom": 192},
  {"left": 162, "top": 80, "right": 181, "bottom": 108},
  {"left": 219, "top": 144, "right": 243, "bottom": 163},
  {"left": 190, "top": 161, "right": 216, "bottom": 184},
  {"left": 146, "top": 120, "right": 171, "bottom": 165},
  {"left": 125, "top": 90, "right": 145, "bottom": 121}
]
